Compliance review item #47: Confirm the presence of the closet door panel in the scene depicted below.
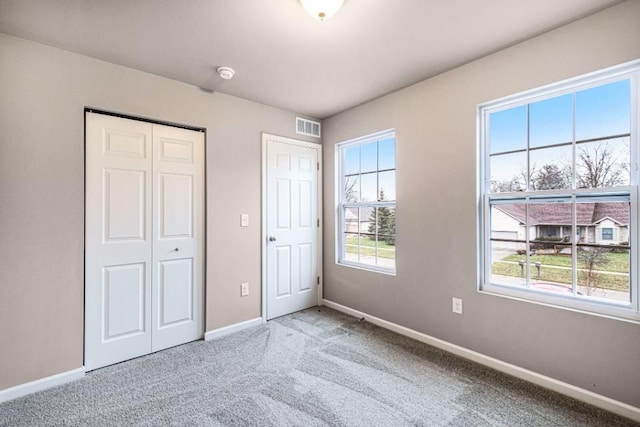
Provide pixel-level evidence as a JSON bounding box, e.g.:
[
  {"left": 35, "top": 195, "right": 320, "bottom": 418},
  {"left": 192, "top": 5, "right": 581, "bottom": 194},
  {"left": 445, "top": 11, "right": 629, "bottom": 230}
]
[
  {"left": 151, "top": 124, "right": 204, "bottom": 352},
  {"left": 85, "top": 113, "right": 153, "bottom": 371}
]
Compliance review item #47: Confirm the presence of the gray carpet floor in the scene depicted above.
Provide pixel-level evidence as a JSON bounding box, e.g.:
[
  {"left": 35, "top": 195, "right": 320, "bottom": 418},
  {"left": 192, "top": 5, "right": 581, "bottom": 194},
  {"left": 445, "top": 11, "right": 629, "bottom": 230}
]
[{"left": 0, "top": 307, "right": 637, "bottom": 426}]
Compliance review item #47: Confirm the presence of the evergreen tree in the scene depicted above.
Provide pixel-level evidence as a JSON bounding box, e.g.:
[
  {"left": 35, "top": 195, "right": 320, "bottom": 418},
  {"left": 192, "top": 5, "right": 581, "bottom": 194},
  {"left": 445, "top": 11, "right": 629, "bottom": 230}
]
[{"left": 368, "top": 189, "right": 396, "bottom": 245}]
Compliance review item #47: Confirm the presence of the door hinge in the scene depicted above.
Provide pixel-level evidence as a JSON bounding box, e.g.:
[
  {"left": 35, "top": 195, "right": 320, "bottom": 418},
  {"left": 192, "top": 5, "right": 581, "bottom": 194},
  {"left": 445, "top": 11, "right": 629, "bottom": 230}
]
[
  {"left": 317, "top": 218, "right": 320, "bottom": 227},
  {"left": 317, "top": 276, "right": 320, "bottom": 285},
  {"left": 317, "top": 162, "right": 320, "bottom": 171}
]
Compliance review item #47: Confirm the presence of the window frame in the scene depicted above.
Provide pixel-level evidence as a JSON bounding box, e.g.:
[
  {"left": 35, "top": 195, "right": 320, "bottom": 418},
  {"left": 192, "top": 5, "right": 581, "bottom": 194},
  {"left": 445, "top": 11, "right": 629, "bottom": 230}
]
[
  {"left": 336, "top": 129, "right": 396, "bottom": 275},
  {"left": 478, "top": 60, "right": 640, "bottom": 321}
]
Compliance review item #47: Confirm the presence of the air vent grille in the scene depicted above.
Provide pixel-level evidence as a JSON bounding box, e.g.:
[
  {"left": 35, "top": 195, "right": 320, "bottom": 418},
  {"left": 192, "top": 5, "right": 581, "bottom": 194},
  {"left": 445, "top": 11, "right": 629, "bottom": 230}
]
[{"left": 296, "top": 117, "right": 321, "bottom": 138}]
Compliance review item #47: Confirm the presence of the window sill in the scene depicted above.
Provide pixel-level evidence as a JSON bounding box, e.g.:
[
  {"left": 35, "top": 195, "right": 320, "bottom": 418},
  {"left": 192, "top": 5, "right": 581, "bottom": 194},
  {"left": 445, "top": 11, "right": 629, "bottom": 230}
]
[
  {"left": 479, "top": 284, "right": 640, "bottom": 324},
  {"left": 337, "top": 260, "right": 396, "bottom": 276}
]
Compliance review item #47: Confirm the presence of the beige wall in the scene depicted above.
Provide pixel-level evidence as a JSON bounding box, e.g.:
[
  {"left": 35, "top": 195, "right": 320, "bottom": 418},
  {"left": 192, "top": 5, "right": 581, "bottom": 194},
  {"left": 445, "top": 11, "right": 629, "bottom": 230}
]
[
  {"left": 322, "top": 1, "right": 640, "bottom": 407},
  {"left": 0, "top": 33, "right": 316, "bottom": 390}
]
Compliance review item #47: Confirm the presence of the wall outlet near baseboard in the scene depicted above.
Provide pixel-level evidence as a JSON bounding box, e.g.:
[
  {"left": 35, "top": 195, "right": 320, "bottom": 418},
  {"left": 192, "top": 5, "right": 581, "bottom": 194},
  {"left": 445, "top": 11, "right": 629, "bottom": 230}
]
[
  {"left": 452, "top": 297, "right": 463, "bottom": 315},
  {"left": 241, "top": 282, "right": 249, "bottom": 297}
]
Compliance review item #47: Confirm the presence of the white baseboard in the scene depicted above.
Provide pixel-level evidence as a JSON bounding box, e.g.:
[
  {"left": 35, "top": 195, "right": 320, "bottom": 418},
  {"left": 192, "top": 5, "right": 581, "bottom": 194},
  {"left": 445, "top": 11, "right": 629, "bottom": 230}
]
[
  {"left": 0, "top": 367, "right": 85, "bottom": 404},
  {"left": 323, "top": 299, "right": 640, "bottom": 423},
  {"left": 204, "top": 317, "right": 264, "bottom": 341}
]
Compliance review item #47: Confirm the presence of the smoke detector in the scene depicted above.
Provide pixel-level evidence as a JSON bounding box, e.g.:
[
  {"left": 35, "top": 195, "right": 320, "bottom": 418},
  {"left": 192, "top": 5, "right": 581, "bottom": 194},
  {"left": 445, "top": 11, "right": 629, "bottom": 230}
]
[{"left": 217, "top": 66, "right": 235, "bottom": 80}]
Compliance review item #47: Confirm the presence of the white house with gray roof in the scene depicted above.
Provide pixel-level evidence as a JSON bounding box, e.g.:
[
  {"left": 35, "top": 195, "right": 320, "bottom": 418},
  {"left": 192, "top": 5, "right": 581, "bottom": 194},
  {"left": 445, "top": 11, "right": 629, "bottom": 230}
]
[{"left": 491, "top": 202, "right": 629, "bottom": 250}]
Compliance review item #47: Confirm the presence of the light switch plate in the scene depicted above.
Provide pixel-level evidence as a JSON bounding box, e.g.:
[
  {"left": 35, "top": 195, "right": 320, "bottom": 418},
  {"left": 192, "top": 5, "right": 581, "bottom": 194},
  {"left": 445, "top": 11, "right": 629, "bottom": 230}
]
[
  {"left": 241, "top": 214, "right": 249, "bottom": 227},
  {"left": 241, "top": 282, "right": 249, "bottom": 297}
]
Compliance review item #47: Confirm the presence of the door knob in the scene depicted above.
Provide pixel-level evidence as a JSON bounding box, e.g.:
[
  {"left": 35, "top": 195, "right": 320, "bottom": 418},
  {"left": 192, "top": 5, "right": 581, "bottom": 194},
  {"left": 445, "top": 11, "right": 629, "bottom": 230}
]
[
  {"left": 269, "top": 236, "right": 276, "bottom": 242},
  {"left": 174, "top": 247, "right": 180, "bottom": 252}
]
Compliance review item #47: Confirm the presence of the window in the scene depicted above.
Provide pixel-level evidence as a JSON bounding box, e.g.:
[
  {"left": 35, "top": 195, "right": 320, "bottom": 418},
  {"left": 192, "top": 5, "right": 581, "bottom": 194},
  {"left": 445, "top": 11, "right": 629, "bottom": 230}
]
[
  {"left": 479, "top": 61, "right": 639, "bottom": 320},
  {"left": 337, "top": 130, "right": 396, "bottom": 273}
]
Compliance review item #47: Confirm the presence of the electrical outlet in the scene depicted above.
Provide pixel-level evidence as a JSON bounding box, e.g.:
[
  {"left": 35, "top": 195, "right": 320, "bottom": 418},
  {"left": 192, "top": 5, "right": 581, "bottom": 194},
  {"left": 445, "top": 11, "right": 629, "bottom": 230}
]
[
  {"left": 241, "top": 282, "right": 249, "bottom": 297},
  {"left": 452, "top": 297, "right": 463, "bottom": 315},
  {"left": 240, "top": 214, "right": 249, "bottom": 227}
]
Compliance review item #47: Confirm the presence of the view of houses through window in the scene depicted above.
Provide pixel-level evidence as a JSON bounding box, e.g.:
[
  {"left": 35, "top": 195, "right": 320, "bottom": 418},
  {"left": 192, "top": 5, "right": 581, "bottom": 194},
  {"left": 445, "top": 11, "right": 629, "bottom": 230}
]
[
  {"left": 337, "top": 130, "right": 396, "bottom": 273},
  {"left": 481, "top": 64, "right": 639, "bottom": 318},
  {"left": 490, "top": 197, "right": 630, "bottom": 301}
]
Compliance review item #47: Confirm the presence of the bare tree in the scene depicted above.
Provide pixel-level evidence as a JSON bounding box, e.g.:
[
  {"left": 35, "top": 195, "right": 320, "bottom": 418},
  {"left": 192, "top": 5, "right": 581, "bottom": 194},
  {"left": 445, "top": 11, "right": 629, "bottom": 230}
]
[
  {"left": 491, "top": 176, "right": 524, "bottom": 192},
  {"left": 521, "top": 161, "right": 536, "bottom": 190},
  {"left": 492, "top": 143, "right": 627, "bottom": 192},
  {"left": 576, "top": 143, "right": 627, "bottom": 188},
  {"left": 531, "top": 164, "right": 571, "bottom": 190},
  {"left": 344, "top": 176, "right": 359, "bottom": 202},
  {"left": 577, "top": 247, "right": 611, "bottom": 296},
  {"left": 492, "top": 162, "right": 569, "bottom": 192}
]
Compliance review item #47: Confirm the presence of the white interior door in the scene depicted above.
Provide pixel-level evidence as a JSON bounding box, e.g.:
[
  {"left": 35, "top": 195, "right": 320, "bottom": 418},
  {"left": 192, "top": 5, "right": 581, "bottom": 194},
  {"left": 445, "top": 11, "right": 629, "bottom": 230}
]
[
  {"left": 265, "top": 136, "right": 320, "bottom": 320},
  {"left": 151, "top": 124, "right": 204, "bottom": 352},
  {"left": 85, "top": 113, "right": 153, "bottom": 370},
  {"left": 85, "top": 112, "right": 204, "bottom": 370}
]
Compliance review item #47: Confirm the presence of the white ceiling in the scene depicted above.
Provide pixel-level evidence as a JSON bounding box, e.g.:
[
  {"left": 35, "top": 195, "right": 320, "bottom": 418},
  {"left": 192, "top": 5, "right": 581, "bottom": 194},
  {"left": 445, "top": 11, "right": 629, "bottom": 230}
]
[{"left": 0, "top": 0, "right": 623, "bottom": 118}]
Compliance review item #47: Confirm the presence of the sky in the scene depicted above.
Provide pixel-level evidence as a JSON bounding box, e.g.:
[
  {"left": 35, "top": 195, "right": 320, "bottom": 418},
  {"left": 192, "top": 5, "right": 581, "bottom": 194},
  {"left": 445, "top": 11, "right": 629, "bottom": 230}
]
[
  {"left": 489, "top": 79, "right": 631, "bottom": 189},
  {"left": 344, "top": 137, "right": 396, "bottom": 201}
]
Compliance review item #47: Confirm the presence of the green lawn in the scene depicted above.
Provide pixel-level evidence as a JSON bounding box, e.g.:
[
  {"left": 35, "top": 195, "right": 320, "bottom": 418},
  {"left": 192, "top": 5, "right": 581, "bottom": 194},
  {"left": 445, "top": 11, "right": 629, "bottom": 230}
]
[
  {"left": 345, "top": 236, "right": 395, "bottom": 259},
  {"left": 502, "top": 252, "right": 629, "bottom": 273},
  {"left": 492, "top": 262, "right": 630, "bottom": 292},
  {"left": 493, "top": 254, "right": 629, "bottom": 292}
]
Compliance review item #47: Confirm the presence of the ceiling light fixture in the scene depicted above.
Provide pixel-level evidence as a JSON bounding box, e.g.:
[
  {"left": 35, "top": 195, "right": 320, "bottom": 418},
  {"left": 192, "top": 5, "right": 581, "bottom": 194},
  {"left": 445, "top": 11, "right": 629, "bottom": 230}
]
[
  {"left": 300, "top": 0, "right": 345, "bottom": 21},
  {"left": 217, "top": 66, "right": 235, "bottom": 80}
]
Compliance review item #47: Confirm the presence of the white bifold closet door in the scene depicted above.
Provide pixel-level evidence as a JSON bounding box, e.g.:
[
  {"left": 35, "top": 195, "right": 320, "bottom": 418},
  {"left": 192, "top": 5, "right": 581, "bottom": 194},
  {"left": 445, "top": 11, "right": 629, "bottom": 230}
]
[{"left": 85, "top": 112, "right": 204, "bottom": 371}]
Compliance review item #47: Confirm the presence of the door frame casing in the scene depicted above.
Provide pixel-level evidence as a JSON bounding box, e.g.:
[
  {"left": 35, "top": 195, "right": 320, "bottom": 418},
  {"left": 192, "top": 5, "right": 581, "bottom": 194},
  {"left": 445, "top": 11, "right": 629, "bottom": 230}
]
[{"left": 261, "top": 133, "right": 323, "bottom": 323}]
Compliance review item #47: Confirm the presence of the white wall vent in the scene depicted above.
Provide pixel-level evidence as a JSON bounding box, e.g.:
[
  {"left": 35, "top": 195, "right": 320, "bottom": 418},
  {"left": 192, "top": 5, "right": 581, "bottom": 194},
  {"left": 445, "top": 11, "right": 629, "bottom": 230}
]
[{"left": 296, "top": 117, "right": 321, "bottom": 138}]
